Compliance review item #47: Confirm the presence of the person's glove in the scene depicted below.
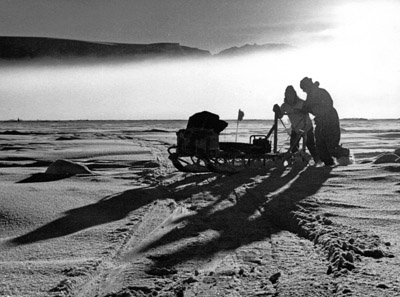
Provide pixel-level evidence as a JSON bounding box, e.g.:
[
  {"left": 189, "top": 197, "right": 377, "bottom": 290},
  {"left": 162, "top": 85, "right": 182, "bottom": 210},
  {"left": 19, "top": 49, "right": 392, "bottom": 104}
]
[
  {"left": 273, "top": 104, "right": 283, "bottom": 118},
  {"left": 273, "top": 104, "right": 281, "bottom": 113}
]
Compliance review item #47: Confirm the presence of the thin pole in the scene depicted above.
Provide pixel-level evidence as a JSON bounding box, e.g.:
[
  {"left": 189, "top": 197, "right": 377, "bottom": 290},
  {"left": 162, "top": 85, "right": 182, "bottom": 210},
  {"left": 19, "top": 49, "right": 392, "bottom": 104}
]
[
  {"left": 235, "top": 120, "right": 239, "bottom": 142},
  {"left": 273, "top": 109, "right": 278, "bottom": 153}
]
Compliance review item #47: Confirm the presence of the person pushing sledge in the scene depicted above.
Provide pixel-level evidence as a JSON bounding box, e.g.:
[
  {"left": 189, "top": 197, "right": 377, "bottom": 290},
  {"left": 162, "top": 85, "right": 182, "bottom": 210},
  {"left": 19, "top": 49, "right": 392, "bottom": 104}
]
[
  {"left": 299, "top": 77, "right": 350, "bottom": 166},
  {"left": 274, "top": 85, "right": 321, "bottom": 165}
]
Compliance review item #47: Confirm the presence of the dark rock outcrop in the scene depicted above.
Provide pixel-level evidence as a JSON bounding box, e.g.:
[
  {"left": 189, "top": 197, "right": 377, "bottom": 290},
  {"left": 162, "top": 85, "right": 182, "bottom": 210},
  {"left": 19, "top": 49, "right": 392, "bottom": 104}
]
[{"left": 45, "top": 159, "right": 92, "bottom": 175}]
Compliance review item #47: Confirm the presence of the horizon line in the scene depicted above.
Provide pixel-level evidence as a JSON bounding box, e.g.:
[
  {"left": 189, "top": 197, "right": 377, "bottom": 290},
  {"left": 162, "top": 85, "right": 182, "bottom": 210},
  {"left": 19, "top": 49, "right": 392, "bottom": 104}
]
[{"left": 0, "top": 118, "right": 398, "bottom": 122}]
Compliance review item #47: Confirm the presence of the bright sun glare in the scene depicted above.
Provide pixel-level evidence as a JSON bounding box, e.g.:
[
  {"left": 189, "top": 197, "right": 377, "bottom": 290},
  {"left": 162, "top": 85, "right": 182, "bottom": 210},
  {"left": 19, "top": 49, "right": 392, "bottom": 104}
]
[
  {"left": 293, "top": 1, "right": 400, "bottom": 118},
  {"left": 304, "top": 1, "right": 400, "bottom": 73},
  {"left": 331, "top": 1, "right": 400, "bottom": 65}
]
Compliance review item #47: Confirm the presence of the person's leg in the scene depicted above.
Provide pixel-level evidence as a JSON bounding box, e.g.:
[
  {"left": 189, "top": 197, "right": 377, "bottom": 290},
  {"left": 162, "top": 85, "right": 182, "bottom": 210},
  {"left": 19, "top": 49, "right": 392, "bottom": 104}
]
[
  {"left": 324, "top": 119, "right": 341, "bottom": 159},
  {"left": 306, "top": 128, "right": 320, "bottom": 162},
  {"left": 315, "top": 124, "right": 334, "bottom": 166},
  {"left": 290, "top": 130, "right": 299, "bottom": 153},
  {"left": 324, "top": 117, "right": 350, "bottom": 159},
  {"left": 321, "top": 108, "right": 345, "bottom": 160}
]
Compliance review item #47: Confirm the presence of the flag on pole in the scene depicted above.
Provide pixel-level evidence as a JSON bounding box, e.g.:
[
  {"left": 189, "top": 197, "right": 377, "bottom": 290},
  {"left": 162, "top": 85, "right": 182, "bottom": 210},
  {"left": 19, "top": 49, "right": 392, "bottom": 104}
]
[
  {"left": 237, "top": 109, "right": 244, "bottom": 121},
  {"left": 235, "top": 109, "right": 244, "bottom": 142}
]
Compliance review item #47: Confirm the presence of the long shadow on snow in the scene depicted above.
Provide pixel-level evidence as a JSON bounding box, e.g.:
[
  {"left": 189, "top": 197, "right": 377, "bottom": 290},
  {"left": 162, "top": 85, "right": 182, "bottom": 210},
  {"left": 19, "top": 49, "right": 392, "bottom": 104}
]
[
  {"left": 139, "top": 164, "right": 333, "bottom": 269},
  {"left": 8, "top": 171, "right": 235, "bottom": 245},
  {"left": 9, "top": 186, "right": 171, "bottom": 245},
  {"left": 140, "top": 165, "right": 303, "bottom": 252}
]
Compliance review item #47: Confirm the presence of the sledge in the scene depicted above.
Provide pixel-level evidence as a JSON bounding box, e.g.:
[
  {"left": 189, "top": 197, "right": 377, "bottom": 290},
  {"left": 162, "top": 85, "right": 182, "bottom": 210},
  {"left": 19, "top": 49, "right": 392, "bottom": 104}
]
[{"left": 168, "top": 110, "right": 309, "bottom": 174}]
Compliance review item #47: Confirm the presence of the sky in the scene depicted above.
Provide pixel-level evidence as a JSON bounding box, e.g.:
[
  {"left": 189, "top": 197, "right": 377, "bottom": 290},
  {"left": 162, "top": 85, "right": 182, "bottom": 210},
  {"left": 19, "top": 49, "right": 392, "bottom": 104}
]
[{"left": 1, "top": 0, "right": 400, "bottom": 120}]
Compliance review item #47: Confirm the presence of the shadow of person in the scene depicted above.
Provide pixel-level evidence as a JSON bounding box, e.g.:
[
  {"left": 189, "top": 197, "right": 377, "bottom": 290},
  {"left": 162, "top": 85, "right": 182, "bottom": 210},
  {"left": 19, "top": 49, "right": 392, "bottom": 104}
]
[
  {"left": 133, "top": 164, "right": 333, "bottom": 269},
  {"left": 123, "top": 163, "right": 304, "bottom": 264},
  {"left": 266, "top": 166, "right": 334, "bottom": 229},
  {"left": 166, "top": 163, "right": 291, "bottom": 213},
  {"left": 8, "top": 186, "right": 169, "bottom": 245},
  {"left": 9, "top": 171, "right": 247, "bottom": 246},
  {"left": 17, "top": 173, "right": 70, "bottom": 183}
]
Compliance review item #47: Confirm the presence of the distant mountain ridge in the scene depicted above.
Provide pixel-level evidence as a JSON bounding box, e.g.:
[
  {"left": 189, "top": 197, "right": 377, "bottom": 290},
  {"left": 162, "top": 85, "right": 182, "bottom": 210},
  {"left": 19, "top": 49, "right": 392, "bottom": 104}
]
[
  {"left": 0, "top": 36, "right": 295, "bottom": 60},
  {"left": 216, "top": 43, "right": 295, "bottom": 56},
  {"left": 0, "top": 36, "right": 211, "bottom": 60}
]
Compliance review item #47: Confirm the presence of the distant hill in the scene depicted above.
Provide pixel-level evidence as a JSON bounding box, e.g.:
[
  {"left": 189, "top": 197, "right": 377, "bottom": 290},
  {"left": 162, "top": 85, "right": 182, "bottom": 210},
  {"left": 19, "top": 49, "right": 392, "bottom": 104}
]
[
  {"left": 0, "top": 36, "right": 211, "bottom": 60},
  {"left": 216, "top": 43, "right": 295, "bottom": 56},
  {"left": 0, "top": 37, "right": 296, "bottom": 61},
  {"left": 341, "top": 118, "right": 369, "bottom": 121}
]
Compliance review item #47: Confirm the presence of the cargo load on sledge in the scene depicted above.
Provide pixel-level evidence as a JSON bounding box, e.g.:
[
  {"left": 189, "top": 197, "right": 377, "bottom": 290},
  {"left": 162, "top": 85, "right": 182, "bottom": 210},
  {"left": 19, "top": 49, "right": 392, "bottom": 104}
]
[{"left": 168, "top": 109, "right": 307, "bottom": 174}]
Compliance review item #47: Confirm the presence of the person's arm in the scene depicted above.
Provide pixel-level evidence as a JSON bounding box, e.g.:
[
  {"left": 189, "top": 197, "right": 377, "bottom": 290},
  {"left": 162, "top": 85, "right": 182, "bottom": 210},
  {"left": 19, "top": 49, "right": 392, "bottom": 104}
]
[
  {"left": 273, "top": 104, "right": 284, "bottom": 119},
  {"left": 294, "top": 104, "right": 309, "bottom": 115},
  {"left": 300, "top": 97, "right": 314, "bottom": 115}
]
